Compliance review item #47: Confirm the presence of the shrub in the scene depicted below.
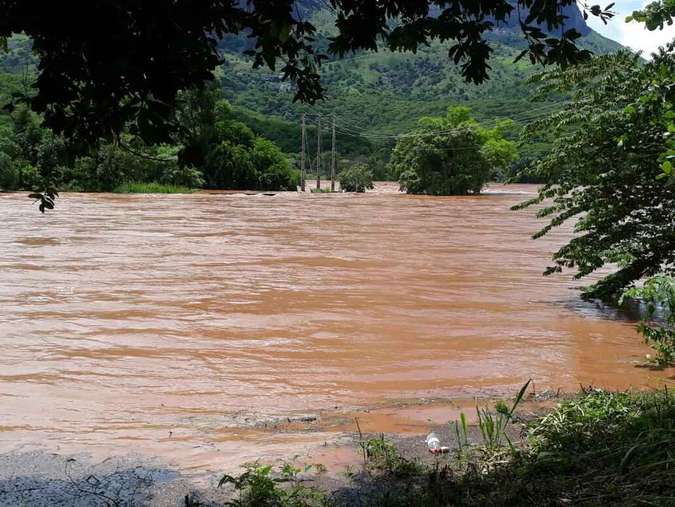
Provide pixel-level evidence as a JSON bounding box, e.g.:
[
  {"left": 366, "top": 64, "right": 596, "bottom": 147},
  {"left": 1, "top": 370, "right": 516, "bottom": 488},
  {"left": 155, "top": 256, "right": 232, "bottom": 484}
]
[
  {"left": 218, "top": 463, "right": 325, "bottom": 507},
  {"left": 0, "top": 152, "right": 19, "bottom": 190},
  {"left": 112, "top": 182, "right": 193, "bottom": 194},
  {"left": 17, "top": 161, "right": 41, "bottom": 189},
  {"left": 160, "top": 165, "right": 205, "bottom": 188}
]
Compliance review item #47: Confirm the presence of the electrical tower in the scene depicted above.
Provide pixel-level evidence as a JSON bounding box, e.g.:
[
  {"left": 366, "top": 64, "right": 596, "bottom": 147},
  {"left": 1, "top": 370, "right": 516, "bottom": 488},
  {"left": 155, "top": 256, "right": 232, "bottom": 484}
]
[
  {"left": 331, "top": 116, "right": 336, "bottom": 192},
  {"left": 316, "top": 116, "right": 321, "bottom": 190},
  {"left": 300, "top": 113, "right": 306, "bottom": 192}
]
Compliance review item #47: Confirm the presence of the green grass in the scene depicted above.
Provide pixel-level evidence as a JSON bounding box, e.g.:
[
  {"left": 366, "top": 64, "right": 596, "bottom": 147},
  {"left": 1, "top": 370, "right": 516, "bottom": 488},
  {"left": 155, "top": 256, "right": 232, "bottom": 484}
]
[{"left": 112, "top": 182, "right": 194, "bottom": 194}]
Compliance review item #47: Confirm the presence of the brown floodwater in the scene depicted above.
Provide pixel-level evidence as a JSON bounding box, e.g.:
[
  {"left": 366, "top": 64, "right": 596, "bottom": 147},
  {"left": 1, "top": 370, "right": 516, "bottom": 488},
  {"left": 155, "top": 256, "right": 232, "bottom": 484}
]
[{"left": 0, "top": 183, "right": 670, "bottom": 473}]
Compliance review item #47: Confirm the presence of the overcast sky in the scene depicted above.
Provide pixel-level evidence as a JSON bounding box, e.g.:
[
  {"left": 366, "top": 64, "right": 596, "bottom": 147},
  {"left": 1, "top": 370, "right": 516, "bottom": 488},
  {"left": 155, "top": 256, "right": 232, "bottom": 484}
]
[{"left": 586, "top": 0, "right": 675, "bottom": 55}]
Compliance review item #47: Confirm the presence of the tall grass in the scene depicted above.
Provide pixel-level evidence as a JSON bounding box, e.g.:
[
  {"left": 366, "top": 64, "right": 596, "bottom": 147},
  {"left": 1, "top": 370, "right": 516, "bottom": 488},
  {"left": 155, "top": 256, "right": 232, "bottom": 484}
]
[{"left": 475, "top": 379, "right": 531, "bottom": 451}]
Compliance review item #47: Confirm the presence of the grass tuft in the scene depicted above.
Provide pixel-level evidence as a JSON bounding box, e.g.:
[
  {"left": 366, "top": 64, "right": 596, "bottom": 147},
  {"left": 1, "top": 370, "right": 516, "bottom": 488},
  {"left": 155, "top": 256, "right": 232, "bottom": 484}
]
[{"left": 112, "top": 182, "right": 194, "bottom": 194}]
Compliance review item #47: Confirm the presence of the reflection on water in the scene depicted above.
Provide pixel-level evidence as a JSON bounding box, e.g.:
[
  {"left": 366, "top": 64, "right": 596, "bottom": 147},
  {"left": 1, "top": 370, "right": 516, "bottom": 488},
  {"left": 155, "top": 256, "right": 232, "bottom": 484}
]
[{"left": 0, "top": 183, "right": 665, "bottom": 471}]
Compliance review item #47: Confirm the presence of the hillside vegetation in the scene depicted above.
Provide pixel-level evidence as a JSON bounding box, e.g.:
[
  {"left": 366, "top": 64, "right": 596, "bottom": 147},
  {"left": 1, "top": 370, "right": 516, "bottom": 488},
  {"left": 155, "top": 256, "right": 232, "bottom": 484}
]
[
  {"left": 0, "top": 5, "right": 623, "bottom": 185},
  {"left": 215, "top": 5, "right": 622, "bottom": 167}
]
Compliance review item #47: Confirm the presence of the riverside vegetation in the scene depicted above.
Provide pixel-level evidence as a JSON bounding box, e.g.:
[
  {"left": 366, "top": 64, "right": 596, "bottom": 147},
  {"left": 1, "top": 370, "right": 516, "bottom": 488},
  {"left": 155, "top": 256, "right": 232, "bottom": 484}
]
[
  {"left": 0, "top": 74, "right": 298, "bottom": 194},
  {"left": 187, "top": 385, "right": 675, "bottom": 506},
  {"left": 0, "top": 0, "right": 625, "bottom": 196}
]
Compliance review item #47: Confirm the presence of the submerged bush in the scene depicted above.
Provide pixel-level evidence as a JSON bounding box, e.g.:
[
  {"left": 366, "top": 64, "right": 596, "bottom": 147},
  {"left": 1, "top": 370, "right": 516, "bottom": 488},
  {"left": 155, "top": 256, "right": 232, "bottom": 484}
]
[{"left": 389, "top": 107, "right": 516, "bottom": 195}]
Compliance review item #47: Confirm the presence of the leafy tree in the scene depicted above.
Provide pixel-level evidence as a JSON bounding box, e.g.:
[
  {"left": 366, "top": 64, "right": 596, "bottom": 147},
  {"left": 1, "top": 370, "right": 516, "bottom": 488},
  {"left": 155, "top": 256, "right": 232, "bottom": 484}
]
[
  {"left": 12, "top": 105, "right": 43, "bottom": 163},
  {"left": 0, "top": 0, "right": 616, "bottom": 144},
  {"left": 481, "top": 137, "right": 520, "bottom": 180},
  {"left": 176, "top": 87, "right": 296, "bottom": 190},
  {"left": 250, "top": 138, "right": 298, "bottom": 191},
  {"left": 338, "top": 164, "right": 374, "bottom": 192},
  {"left": 515, "top": 47, "right": 675, "bottom": 301},
  {"left": 390, "top": 106, "right": 517, "bottom": 195},
  {"left": 0, "top": 81, "right": 295, "bottom": 195},
  {"left": 626, "top": 0, "right": 675, "bottom": 30},
  {"left": 203, "top": 141, "right": 255, "bottom": 189},
  {"left": 0, "top": 150, "right": 18, "bottom": 189}
]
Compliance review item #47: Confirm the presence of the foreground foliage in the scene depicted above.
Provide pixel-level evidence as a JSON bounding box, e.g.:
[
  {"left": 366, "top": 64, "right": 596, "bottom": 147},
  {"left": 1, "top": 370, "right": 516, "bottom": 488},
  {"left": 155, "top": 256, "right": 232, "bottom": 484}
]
[
  {"left": 0, "top": 1, "right": 616, "bottom": 144},
  {"left": 515, "top": 46, "right": 675, "bottom": 301},
  {"left": 217, "top": 463, "right": 326, "bottom": 507},
  {"left": 209, "top": 388, "right": 674, "bottom": 506}
]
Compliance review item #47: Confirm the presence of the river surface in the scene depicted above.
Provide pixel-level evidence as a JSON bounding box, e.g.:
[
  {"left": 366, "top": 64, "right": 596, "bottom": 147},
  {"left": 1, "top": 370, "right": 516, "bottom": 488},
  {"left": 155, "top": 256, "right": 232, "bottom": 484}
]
[{"left": 0, "top": 183, "right": 667, "bottom": 473}]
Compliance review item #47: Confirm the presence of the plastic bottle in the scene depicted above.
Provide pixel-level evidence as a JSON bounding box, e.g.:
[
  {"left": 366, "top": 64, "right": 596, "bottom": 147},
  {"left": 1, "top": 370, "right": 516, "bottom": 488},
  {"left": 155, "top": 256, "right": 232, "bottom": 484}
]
[{"left": 425, "top": 432, "right": 441, "bottom": 452}]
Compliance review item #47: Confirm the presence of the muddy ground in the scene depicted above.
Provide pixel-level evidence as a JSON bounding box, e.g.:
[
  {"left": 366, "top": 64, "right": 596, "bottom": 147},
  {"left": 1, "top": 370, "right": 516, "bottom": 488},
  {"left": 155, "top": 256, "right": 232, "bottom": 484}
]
[{"left": 0, "top": 393, "right": 560, "bottom": 506}]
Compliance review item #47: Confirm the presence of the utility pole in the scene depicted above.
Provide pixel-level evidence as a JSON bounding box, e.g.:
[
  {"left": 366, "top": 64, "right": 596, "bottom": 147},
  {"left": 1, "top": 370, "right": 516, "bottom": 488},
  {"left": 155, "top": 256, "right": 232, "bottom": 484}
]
[
  {"left": 316, "top": 115, "right": 321, "bottom": 191},
  {"left": 331, "top": 115, "right": 336, "bottom": 192},
  {"left": 300, "top": 113, "right": 306, "bottom": 192}
]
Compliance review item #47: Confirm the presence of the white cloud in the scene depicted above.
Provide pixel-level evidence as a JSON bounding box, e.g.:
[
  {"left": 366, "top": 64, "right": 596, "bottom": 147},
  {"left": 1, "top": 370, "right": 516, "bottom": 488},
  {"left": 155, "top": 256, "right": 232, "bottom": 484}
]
[{"left": 586, "top": 1, "right": 675, "bottom": 56}]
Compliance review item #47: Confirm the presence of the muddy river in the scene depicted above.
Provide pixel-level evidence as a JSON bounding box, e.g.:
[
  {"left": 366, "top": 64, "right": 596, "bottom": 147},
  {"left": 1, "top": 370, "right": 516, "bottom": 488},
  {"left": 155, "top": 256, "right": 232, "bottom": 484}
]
[{"left": 0, "top": 183, "right": 667, "bottom": 473}]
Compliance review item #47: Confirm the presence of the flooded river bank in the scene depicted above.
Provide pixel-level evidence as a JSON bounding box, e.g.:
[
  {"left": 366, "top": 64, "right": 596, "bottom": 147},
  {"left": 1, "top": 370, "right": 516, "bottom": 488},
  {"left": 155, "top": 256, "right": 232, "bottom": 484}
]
[{"left": 0, "top": 183, "right": 668, "bottom": 474}]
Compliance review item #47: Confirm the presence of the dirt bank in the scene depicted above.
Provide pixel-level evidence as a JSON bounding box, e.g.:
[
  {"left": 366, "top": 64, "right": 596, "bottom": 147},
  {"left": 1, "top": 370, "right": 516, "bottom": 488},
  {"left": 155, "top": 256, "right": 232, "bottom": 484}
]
[{"left": 0, "top": 392, "right": 565, "bottom": 506}]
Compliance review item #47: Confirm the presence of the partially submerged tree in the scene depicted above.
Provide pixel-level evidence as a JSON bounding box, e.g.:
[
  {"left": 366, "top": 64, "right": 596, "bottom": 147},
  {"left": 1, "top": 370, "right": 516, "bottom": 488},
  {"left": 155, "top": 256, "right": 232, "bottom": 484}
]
[
  {"left": 338, "top": 164, "right": 374, "bottom": 192},
  {"left": 515, "top": 45, "right": 675, "bottom": 301},
  {"left": 622, "top": 275, "right": 675, "bottom": 366},
  {"left": 390, "top": 106, "right": 518, "bottom": 195}
]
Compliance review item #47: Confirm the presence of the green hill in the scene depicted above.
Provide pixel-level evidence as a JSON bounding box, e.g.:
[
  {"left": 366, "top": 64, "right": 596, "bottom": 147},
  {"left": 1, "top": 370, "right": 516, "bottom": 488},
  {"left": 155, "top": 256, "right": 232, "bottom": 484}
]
[
  {"left": 0, "top": 8, "right": 623, "bottom": 168},
  {"left": 214, "top": 6, "right": 622, "bottom": 164}
]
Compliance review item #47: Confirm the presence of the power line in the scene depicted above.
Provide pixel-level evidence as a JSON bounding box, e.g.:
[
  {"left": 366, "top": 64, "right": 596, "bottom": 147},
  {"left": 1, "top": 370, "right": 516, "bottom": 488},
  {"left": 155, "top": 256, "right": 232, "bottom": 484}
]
[
  {"left": 312, "top": 103, "right": 568, "bottom": 133},
  {"left": 295, "top": 102, "right": 570, "bottom": 141}
]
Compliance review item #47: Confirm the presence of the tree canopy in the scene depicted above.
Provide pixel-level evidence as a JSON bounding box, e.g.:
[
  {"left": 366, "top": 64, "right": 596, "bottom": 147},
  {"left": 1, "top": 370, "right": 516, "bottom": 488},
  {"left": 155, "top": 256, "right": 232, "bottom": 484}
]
[
  {"left": 515, "top": 45, "right": 675, "bottom": 301},
  {"left": 0, "top": 0, "right": 616, "bottom": 145},
  {"left": 0, "top": 85, "right": 298, "bottom": 197}
]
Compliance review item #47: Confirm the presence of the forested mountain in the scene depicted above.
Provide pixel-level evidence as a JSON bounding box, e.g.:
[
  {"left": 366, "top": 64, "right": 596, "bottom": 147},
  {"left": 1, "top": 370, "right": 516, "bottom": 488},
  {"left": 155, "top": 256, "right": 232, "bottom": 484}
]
[
  {"left": 0, "top": 3, "right": 623, "bottom": 175},
  {"left": 214, "top": 2, "right": 622, "bottom": 160}
]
